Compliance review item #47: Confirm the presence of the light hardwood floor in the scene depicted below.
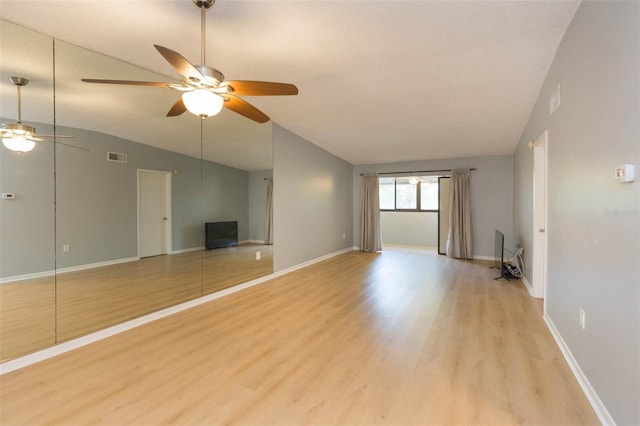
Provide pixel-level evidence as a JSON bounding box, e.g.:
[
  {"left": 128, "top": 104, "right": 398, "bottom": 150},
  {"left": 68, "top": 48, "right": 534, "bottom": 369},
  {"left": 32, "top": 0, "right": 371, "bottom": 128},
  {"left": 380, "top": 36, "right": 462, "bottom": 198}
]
[
  {"left": 0, "top": 244, "right": 272, "bottom": 360},
  {"left": 0, "top": 248, "right": 598, "bottom": 425}
]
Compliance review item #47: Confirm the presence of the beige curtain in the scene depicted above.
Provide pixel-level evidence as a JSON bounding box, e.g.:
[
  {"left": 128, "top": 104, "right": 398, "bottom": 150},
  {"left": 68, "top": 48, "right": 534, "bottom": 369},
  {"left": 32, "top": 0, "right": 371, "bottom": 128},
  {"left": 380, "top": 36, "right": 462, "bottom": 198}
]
[
  {"left": 360, "top": 173, "right": 382, "bottom": 252},
  {"left": 446, "top": 169, "right": 472, "bottom": 259},
  {"left": 264, "top": 179, "right": 273, "bottom": 245}
]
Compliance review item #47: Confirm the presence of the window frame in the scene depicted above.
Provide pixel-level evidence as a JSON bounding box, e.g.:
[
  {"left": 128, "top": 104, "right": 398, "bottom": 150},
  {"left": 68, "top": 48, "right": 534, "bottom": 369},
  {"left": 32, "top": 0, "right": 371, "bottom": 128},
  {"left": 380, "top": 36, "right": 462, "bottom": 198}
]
[{"left": 379, "top": 177, "right": 439, "bottom": 213}]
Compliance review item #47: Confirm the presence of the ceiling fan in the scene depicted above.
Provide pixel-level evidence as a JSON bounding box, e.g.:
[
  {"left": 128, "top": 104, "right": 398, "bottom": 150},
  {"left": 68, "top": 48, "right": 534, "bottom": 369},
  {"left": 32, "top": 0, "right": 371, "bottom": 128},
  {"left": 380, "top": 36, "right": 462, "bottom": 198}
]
[
  {"left": 82, "top": 0, "right": 298, "bottom": 123},
  {"left": 1, "top": 76, "right": 79, "bottom": 153}
]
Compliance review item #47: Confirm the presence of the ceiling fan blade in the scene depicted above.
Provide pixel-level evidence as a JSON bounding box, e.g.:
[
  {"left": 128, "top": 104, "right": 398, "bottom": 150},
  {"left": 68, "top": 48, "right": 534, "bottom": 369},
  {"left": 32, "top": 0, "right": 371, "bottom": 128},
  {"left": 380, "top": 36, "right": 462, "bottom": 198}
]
[
  {"left": 154, "top": 45, "right": 206, "bottom": 83},
  {"left": 81, "top": 79, "right": 172, "bottom": 87},
  {"left": 222, "top": 81, "right": 298, "bottom": 96},
  {"left": 167, "top": 98, "right": 187, "bottom": 117},
  {"left": 35, "top": 134, "right": 75, "bottom": 138},
  {"left": 222, "top": 95, "right": 270, "bottom": 123},
  {"left": 51, "top": 140, "right": 90, "bottom": 151}
]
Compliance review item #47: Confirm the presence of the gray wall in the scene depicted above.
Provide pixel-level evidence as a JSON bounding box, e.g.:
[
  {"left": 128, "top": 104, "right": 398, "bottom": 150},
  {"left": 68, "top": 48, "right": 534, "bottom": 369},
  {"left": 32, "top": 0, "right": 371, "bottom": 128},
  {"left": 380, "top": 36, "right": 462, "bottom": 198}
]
[
  {"left": 202, "top": 161, "right": 249, "bottom": 242},
  {"left": 354, "top": 155, "right": 514, "bottom": 259},
  {"left": 272, "top": 125, "right": 353, "bottom": 271},
  {"left": 0, "top": 121, "right": 55, "bottom": 277},
  {"left": 55, "top": 125, "right": 203, "bottom": 269},
  {"left": 1, "top": 122, "right": 251, "bottom": 277},
  {"left": 512, "top": 1, "right": 640, "bottom": 424}
]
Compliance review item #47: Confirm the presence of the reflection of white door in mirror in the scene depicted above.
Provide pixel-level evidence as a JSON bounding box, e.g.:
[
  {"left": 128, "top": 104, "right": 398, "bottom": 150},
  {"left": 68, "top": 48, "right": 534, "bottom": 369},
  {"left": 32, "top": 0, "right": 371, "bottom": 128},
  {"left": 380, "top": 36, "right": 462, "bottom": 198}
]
[
  {"left": 532, "top": 131, "right": 548, "bottom": 300},
  {"left": 138, "top": 170, "right": 171, "bottom": 258}
]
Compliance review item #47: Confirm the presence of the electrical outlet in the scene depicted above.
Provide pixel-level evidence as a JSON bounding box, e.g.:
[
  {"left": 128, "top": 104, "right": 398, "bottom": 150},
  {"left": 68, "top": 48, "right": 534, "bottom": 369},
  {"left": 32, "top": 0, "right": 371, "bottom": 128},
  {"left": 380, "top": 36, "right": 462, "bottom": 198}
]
[
  {"left": 256, "top": 251, "right": 261, "bottom": 260},
  {"left": 63, "top": 244, "right": 70, "bottom": 253},
  {"left": 579, "top": 308, "right": 586, "bottom": 330}
]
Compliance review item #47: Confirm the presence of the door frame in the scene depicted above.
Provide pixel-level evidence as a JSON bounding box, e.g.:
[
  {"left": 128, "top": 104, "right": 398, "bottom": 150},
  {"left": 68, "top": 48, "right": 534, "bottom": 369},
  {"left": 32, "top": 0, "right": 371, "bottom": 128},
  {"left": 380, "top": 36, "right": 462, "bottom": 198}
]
[
  {"left": 137, "top": 169, "right": 172, "bottom": 257},
  {"left": 532, "top": 131, "right": 548, "bottom": 302}
]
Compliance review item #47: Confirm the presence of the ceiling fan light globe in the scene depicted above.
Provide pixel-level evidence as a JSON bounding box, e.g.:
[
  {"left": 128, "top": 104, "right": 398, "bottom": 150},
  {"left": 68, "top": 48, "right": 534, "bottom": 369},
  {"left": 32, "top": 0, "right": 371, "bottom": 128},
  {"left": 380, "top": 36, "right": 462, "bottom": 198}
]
[
  {"left": 182, "top": 89, "right": 223, "bottom": 119},
  {"left": 3, "top": 136, "right": 36, "bottom": 153}
]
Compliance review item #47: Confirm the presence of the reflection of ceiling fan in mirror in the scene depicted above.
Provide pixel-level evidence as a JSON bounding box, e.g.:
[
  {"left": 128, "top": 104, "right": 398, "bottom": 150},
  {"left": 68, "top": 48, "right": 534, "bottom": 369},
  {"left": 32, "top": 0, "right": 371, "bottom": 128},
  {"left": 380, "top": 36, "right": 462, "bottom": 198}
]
[
  {"left": 82, "top": 0, "right": 298, "bottom": 123},
  {"left": 1, "top": 76, "right": 80, "bottom": 153}
]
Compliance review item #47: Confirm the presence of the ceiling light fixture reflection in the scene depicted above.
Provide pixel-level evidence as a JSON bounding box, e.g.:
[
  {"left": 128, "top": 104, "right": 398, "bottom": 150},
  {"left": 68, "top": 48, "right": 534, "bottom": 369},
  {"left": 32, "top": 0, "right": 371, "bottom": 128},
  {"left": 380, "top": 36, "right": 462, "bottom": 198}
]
[
  {"left": 2, "top": 135, "right": 36, "bottom": 152},
  {"left": 1, "top": 76, "right": 77, "bottom": 152},
  {"left": 1, "top": 77, "right": 40, "bottom": 152}
]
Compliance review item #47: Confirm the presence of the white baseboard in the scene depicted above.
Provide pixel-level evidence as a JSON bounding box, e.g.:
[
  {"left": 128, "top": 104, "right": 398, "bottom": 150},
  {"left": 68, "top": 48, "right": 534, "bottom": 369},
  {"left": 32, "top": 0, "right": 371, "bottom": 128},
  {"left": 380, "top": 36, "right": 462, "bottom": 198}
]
[
  {"left": 0, "top": 273, "right": 274, "bottom": 375},
  {"left": 241, "top": 240, "right": 266, "bottom": 245},
  {"left": 0, "top": 269, "right": 55, "bottom": 284},
  {"left": 473, "top": 255, "right": 498, "bottom": 261},
  {"left": 271, "top": 246, "right": 356, "bottom": 278},
  {"left": 0, "top": 246, "right": 356, "bottom": 375},
  {"left": 56, "top": 257, "right": 140, "bottom": 274},
  {"left": 169, "top": 246, "right": 203, "bottom": 255},
  {"left": 0, "top": 256, "right": 139, "bottom": 284},
  {"left": 543, "top": 313, "right": 616, "bottom": 425},
  {"left": 521, "top": 276, "right": 534, "bottom": 295},
  {"left": 0, "top": 245, "right": 268, "bottom": 283}
]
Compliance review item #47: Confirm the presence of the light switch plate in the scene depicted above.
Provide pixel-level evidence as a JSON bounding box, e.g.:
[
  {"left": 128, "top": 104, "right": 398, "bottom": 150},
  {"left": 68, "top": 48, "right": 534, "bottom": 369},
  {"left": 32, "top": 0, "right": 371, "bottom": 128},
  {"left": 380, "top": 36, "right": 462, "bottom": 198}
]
[{"left": 615, "top": 164, "right": 635, "bottom": 182}]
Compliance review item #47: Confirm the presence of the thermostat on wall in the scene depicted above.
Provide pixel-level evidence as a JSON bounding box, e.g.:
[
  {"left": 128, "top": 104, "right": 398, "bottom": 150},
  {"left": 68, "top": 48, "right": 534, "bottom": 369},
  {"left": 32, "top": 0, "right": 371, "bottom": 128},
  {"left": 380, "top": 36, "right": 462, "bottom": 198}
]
[
  {"left": 615, "top": 164, "right": 635, "bottom": 183},
  {"left": 2, "top": 193, "right": 15, "bottom": 200}
]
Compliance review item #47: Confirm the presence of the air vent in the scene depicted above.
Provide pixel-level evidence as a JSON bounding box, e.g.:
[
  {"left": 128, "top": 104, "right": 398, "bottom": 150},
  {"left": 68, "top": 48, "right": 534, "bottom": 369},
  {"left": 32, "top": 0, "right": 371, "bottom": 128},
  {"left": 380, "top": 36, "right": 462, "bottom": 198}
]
[{"left": 107, "top": 151, "right": 127, "bottom": 163}]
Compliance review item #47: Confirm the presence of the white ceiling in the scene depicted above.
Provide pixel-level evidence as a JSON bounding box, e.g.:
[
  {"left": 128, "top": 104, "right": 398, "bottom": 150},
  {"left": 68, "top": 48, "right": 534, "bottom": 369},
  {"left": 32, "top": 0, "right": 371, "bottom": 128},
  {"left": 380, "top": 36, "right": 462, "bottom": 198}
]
[{"left": 0, "top": 0, "right": 579, "bottom": 167}]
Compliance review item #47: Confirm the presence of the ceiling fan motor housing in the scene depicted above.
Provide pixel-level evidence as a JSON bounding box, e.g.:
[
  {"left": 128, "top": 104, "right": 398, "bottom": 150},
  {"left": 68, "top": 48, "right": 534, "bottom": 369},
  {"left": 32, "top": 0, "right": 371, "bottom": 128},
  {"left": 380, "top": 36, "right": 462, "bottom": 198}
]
[
  {"left": 193, "top": 0, "right": 214, "bottom": 9},
  {"left": 2, "top": 122, "right": 37, "bottom": 135},
  {"left": 79, "top": 0, "right": 296, "bottom": 123},
  {"left": 195, "top": 65, "right": 225, "bottom": 88},
  {"left": 9, "top": 76, "right": 29, "bottom": 86}
]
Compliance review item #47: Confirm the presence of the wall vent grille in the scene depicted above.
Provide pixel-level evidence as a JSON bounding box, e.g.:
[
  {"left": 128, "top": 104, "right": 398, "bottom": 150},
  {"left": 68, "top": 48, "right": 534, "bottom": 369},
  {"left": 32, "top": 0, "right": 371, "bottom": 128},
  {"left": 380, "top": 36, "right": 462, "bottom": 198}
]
[{"left": 107, "top": 152, "right": 127, "bottom": 163}]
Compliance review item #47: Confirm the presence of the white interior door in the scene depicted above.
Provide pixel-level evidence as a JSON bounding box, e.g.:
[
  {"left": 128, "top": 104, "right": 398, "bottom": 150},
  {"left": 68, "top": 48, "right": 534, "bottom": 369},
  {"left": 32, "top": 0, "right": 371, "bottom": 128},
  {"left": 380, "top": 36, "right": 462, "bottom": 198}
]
[
  {"left": 532, "top": 131, "right": 548, "bottom": 299},
  {"left": 138, "top": 170, "right": 170, "bottom": 258},
  {"left": 438, "top": 177, "right": 451, "bottom": 255}
]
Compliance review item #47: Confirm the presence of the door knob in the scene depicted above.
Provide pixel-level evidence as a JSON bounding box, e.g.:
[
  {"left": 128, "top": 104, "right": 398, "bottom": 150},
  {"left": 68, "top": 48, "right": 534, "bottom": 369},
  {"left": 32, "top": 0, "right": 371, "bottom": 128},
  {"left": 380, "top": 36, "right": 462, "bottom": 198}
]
[
  {"left": 163, "top": 217, "right": 168, "bottom": 220},
  {"left": 539, "top": 228, "right": 545, "bottom": 232}
]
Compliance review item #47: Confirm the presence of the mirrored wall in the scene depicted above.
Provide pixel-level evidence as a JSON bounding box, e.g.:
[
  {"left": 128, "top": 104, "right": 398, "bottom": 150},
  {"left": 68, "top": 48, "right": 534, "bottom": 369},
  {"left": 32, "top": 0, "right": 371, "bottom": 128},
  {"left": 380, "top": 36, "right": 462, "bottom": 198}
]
[
  {"left": 0, "top": 21, "right": 273, "bottom": 361},
  {"left": 0, "top": 22, "right": 56, "bottom": 359}
]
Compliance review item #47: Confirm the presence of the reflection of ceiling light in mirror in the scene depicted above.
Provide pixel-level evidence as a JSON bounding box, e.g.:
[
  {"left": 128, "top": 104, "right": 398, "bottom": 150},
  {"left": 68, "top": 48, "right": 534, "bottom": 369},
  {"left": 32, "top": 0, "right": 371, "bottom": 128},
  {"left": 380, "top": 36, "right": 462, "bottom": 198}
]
[
  {"left": 182, "top": 89, "right": 224, "bottom": 119},
  {"left": 3, "top": 77, "right": 43, "bottom": 152},
  {"left": 2, "top": 122, "right": 38, "bottom": 152},
  {"left": 3, "top": 136, "right": 36, "bottom": 152}
]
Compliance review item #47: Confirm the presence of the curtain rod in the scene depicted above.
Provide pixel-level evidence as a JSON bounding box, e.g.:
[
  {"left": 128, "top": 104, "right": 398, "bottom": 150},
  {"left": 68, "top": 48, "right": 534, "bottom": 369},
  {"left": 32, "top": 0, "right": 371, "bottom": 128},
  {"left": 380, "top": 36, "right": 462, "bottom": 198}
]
[{"left": 360, "top": 168, "right": 477, "bottom": 176}]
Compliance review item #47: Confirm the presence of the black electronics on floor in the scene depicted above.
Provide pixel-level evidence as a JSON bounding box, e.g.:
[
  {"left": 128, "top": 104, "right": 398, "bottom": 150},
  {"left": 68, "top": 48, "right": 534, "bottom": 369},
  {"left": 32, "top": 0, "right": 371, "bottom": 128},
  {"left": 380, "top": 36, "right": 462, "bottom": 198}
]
[
  {"left": 205, "top": 221, "right": 238, "bottom": 249},
  {"left": 492, "top": 229, "right": 510, "bottom": 280}
]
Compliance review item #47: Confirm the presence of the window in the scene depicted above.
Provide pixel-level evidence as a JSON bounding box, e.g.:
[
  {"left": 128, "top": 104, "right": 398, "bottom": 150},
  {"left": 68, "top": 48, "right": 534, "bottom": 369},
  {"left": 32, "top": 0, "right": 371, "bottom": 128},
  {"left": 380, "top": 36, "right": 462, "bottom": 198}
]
[
  {"left": 396, "top": 179, "right": 417, "bottom": 209},
  {"left": 379, "top": 176, "right": 439, "bottom": 211},
  {"left": 419, "top": 176, "right": 439, "bottom": 210},
  {"left": 379, "top": 178, "right": 395, "bottom": 210}
]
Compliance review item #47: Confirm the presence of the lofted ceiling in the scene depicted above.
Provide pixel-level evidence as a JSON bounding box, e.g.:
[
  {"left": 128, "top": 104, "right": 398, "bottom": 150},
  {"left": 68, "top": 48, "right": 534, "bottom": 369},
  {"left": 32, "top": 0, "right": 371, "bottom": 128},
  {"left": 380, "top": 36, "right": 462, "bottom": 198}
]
[{"left": 0, "top": 0, "right": 580, "bottom": 167}]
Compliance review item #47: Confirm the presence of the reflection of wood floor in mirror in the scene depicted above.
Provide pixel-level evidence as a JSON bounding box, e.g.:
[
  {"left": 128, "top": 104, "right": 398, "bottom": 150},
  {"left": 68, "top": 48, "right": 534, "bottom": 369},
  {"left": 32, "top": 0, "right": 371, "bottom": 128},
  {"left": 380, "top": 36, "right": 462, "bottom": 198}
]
[
  {"left": 0, "top": 278, "right": 56, "bottom": 360},
  {"left": 0, "top": 249, "right": 598, "bottom": 425},
  {"left": 0, "top": 243, "right": 272, "bottom": 360}
]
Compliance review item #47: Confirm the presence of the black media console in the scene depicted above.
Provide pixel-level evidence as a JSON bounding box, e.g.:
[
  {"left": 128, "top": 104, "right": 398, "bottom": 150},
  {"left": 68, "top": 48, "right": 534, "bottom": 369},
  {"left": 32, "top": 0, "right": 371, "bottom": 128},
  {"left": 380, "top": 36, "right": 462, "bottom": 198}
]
[{"left": 205, "top": 221, "right": 238, "bottom": 249}]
